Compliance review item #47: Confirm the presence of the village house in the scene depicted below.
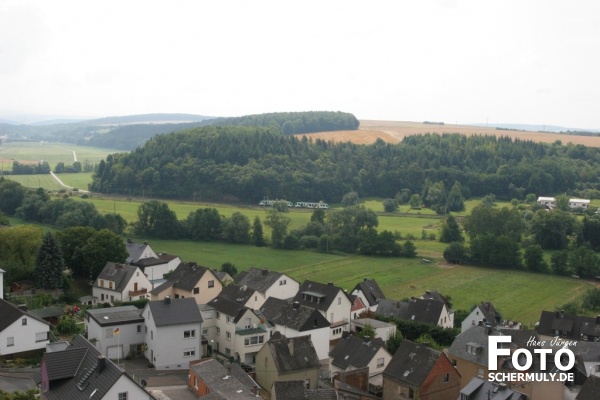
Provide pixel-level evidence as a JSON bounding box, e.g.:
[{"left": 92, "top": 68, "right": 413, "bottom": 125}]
[
  {"left": 131, "top": 252, "right": 181, "bottom": 288},
  {"left": 329, "top": 335, "right": 392, "bottom": 394},
  {"left": 85, "top": 305, "right": 145, "bottom": 360},
  {"left": 292, "top": 280, "right": 353, "bottom": 343},
  {"left": 254, "top": 332, "right": 321, "bottom": 394},
  {"left": 235, "top": 267, "right": 300, "bottom": 302},
  {"left": 143, "top": 296, "right": 203, "bottom": 369},
  {"left": 92, "top": 262, "right": 152, "bottom": 305},
  {"left": 36, "top": 334, "right": 154, "bottom": 400},
  {"left": 213, "top": 269, "right": 234, "bottom": 285},
  {"left": 216, "top": 283, "right": 265, "bottom": 310},
  {"left": 537, "top": 310, "right": 600, "bottom": 342},
  {"left": 0, "top": 298, "right": 51, "bottom": 357},
  {"left": 462, "top": 301, "right": 503, "bottom": 332},
  {"left": 351, "top": 318, "right": 397, "bottom": 342},
  {"left": 377, "top": 297, "right": 453, "bottom": 329},
  {"left": 150, "top": 262, "right": 222, "bottom": 304},
  {"left": 351, "top": 278, "right": 386, "bottom": 312},
  {"left": 383, "top": 340, "right": 461, "bottom": 400},
  {"left": 188, "top": 358, "right": 260, "bottom": 399},
  {"left": 204, "top": 294, "right": 272, "bottom": 365},
  {"left": 260, "top": 297, "right": 331, "bottom": 361},
  {"left": 125, "top": 239, "right": 158, "bottom": 263}
]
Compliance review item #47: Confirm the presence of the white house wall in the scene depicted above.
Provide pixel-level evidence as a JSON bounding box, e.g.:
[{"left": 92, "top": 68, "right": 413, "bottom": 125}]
[
  {"left": 102, "top": 374, "right": 152, "bottom": 400},
  {"left": 144, "top": 307, "right": 202, "bottom": 369},
  {"left": 351, "top": 290, "right": 377, "bottom": 312},
  {"left": 264, "top": 275, "right": 300, "bottom": 301},
  {"left": 85, "top": 320, "right": 144, "bottom": 359},
  {"left": 438, "top": 305, "right": 454, "bottom": 329},
  {"left": 461, "top": 307, "right": 485, "bottom": 332},
  {"left": 0, "top": 316, "right": 49, "bottom": 356}
]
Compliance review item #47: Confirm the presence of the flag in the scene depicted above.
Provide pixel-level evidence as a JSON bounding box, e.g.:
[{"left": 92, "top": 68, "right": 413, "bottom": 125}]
[{"left": 114, "top": 328, "right": 120, "bottom": 335}]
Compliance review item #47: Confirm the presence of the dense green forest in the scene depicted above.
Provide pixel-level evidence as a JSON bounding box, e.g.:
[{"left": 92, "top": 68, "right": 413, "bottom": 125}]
[{"left": 89, "top": 125, "right": 600, "bottom": 205}]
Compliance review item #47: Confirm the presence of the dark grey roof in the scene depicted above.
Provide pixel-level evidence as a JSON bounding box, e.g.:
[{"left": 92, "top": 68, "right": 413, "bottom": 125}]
[
  {"left": 459, "top": 377, "right": 527, "bottom": 400},
  {"left": 383, "top": 340, "right": 443, "bottom": 387},
  {"left": 190, "top": 359, "right": 257, "bottom": 399},
  {"left": 260, "top": 297, "right": 330, "bottom": 332},
  {"left": 577, "top": 375, "right": 600, "bottom": 400},
  {"left": 330, "top": 336, "right": 387, "bottom": 370},
  {"left": 208, "top": 295, "right": 249, "bottom": 322},
  {"left": 86, "top": 305, "right": 144, "bottom": 327},
  {"left": 292, "top": 280, "right": 350, "bottom": 313},
  {"left": 448, "top": 325, "right": 506, "bottom": 367},
  {"left": 537, "top": 310, "right": 600, "bottom": 340},
  {"left": 147, "top": 297, "right": 202, "bottom": 326},
  {"left": 29, "top": 306, "right": 65, "bottom": 319},
  {"left": 131, "top": 257, "right": 165, "bottom": 268},
  {"left": 497, "top": 328, "right": 538, "bottom": 349},
  {"left": 353, "top": 278, "right": 386, "bottom": 307},
  {"left": 149, "top": 262, "right": 211, "bottom": 294},
  {"left": 125, "top": 241, "right": 154, "bottom": 263},
  {"left": 476, "top": 301, "right": 502, "bottom": 324},
  {"left": 0, "top": 298, "right": 51, "bottom": 332},
  {"left": 272, "top": 381, "right": 338, "bottom": 400},
  {"left": 217, "top": 283, "right": 257, "bottom": 305},
  {"left": 267, "top": 333, "right": 321, "bottom": 374},
  {"left": 571, "top": 340, "right": 600, "bottom": 362},
  {"left": 213, "top": 270, "right": 232, "bottom": 282},
  {"left": 93, "top": 262, "right": 138, "bottom": 293},
  {"left": 42, "top": 335, "right": 155, "bottom": 400},
  {"left": 235, "top": 267, "right": 293, "bottom": 294},
  {"left": 376, "top": 298, "right": 444, "bottom": 325}
]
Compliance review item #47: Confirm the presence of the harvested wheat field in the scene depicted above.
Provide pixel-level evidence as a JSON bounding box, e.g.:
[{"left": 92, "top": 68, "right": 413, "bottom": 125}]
[{"left": 298, "top": 120, "right": 600, "bottom": 147}]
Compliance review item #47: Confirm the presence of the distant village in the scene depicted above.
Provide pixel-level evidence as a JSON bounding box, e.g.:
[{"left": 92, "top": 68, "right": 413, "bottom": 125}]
[{"left": 1, "top": 239, "right": 600, "bottom": 400}]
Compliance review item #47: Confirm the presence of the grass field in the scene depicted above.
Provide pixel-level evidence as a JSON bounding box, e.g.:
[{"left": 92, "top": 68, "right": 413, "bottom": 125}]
[
  {"left": 0, "top": 141, "right": 121, "bottom": 170},
  {"left": 124, "top": 237, "right": 594, "bottom": 326}
]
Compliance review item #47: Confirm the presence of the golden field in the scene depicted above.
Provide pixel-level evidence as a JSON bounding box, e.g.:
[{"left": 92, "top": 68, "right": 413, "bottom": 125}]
[{"left": 298, "top": 120, "right": 600, "bottom": 147}]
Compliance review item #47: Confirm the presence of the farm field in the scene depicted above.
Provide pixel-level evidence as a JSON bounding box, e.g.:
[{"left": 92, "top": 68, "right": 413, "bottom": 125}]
[
  {"left": 0, "top": 141, "right": 121, "bottom": 170},
  {"left": 298, "top": 120, "right": 600, "bottom": 147},
  {"left": 127, "top": 237, "right": 593, "bottom": 326}
]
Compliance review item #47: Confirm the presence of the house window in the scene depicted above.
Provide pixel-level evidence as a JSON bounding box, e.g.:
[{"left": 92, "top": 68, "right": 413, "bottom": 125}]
[
  {"left": 136, "top": 272, "right": 139, "bottom": 277},
  {"left": 244, "top": 318, "right": 252, "bottom": 329},
  {"left": 100, "top": 280, "right": 104, "bottom": 287},
  {"left": 244, "top": 336, "right": 264, "bottom": 346},
  {"left": 226, "top": 316, "right": 232, "bottom": 323},
  {"left": 216, "top": 327, "right": 221, "bottom": 335},
  {"left": 280, "top": 279, "right": 286, "bottom": 285},
  {"left": 408, "top": 387, "right": 414, "bottom": 399},
  {"left": 208, "top": 280, "right": 215, "bottom": 288},
  {"left": 202, "top": 328, "right": 208, "bottom": 335},
  {"left": 184, "top": 330, "right": 196, "bottom": 339},
  {"left": 216, "top": 312, "right": 220, "bottom": 319},
  {"left": 225, "top": 348, "right": 231, "bottom": 355},
  {"left": 101, "top": 294, "right": 104, "bottom": 301},
  {"left": 137, "top": 325, "right": 142, "bottom": 333},
  {"left": 22, "top": 318, "right": 27, "bottom": 325},
  {"left": 105, "top": 328, "right": 113, "bottom": 338},
  {"left": 36, "top": 332, "right": 48, "bottom": 342},
  {"left": 338, "top": 297, "right": 341, "bottom": 305},
  {"left": 193, "top": 287, "right": 199, "bottom": 294},
  {"left": 110, "top": 295, "right": 114, "bottom": 302},
  {"left": 151, "top": 330, "right": 153, "bottom": 340},
  {"left": 7, "top": 337, "right": 14, "bottom": 347},
  {"left": 377, "top": 357, "right": 384, "bottom": 368},
  {"left": 226, "top": 331, "right": 231, "bottom": 340},
  {"left": 109, "top": 281, "right": 113, "bottom": 289},
  {"left": 443, "top": 373, "right": 450, "bottom": 382},
  {"left": 118, "top": 393, "right": 128, "bottom": 400},
  {"left": 183, "top": 349, "right": 196, "bottom": 357}
]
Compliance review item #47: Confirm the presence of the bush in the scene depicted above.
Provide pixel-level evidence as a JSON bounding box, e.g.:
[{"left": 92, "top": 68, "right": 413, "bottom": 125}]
[
  {"left": 283, "top": 234, "right": 300, "bottom": 250},
  {"left": 300, "top": 235, "right": 319, "bottom": 249},
  {"left": 383, "top": 199, "right": 397, "bottom": 212}
]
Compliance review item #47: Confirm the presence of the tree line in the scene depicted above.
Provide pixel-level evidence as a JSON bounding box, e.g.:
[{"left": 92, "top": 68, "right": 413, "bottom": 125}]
[{"left": 89, "top": 128, "right": 600, "bottom": 207}]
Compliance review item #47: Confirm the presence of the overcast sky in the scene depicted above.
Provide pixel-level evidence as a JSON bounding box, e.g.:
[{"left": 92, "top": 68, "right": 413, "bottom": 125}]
[{"left": 1, "top": 1, "right": 600, "bottom": 129}]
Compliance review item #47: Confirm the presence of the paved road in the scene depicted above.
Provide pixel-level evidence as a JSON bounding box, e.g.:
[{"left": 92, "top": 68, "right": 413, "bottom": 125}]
[{"left": 0, "top": 371, "right": 36, "bottom": 392}]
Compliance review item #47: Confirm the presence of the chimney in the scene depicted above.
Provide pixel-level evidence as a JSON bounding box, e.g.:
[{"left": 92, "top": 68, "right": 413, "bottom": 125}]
[
  {"left": 292, "top": 301, "right": 300, "bottom": 310},
  {"left": 363, "top": 278, "right": 368, "bottom": 282},
  {"left": 425, "top": 290, "right": 431, "bottom": 295},
  {"left": 485, "top": 323, "right": 493, "bottom": 335},
  {"left": 288, "top": 338, "right": 294, "bottom": 355},
  {"left": 144, "top": 241, "right": 148, "bottom": 245},
  {"left": 328, "top": 282, "right": 334, "bottom": 286},
  {"left": 164, "top": 296, "right": 171, "bottom": 305},
  {"left": 98, "top": 355, "right": 106, "bottom": 374},
  {"left": 262, "top": 268, "right": 268, "bottom": 275}
]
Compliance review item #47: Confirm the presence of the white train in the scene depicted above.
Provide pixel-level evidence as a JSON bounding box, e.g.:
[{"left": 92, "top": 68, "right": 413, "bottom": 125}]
[{"left": 258, "top": 200, "right": 329, "bottom": 209}]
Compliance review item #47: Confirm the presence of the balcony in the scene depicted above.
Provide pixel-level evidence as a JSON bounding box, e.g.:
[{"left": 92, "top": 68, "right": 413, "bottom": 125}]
[{"left": 129, "top": 288, "right": 148, "bottom": 297}]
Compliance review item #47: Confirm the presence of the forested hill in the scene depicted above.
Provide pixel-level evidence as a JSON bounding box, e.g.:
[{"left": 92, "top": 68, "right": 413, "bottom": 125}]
[
  {"left": 90, "top": 126, "right": 600, "bottom": 204},
  {"left": 203, "top": 111, "right": 359, "bottom": 134}
]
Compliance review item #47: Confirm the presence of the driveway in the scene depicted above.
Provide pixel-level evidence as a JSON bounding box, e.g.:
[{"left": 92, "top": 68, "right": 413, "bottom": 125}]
[{"left": 0, "top": 371, "right": 36, "bottom": 392}]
